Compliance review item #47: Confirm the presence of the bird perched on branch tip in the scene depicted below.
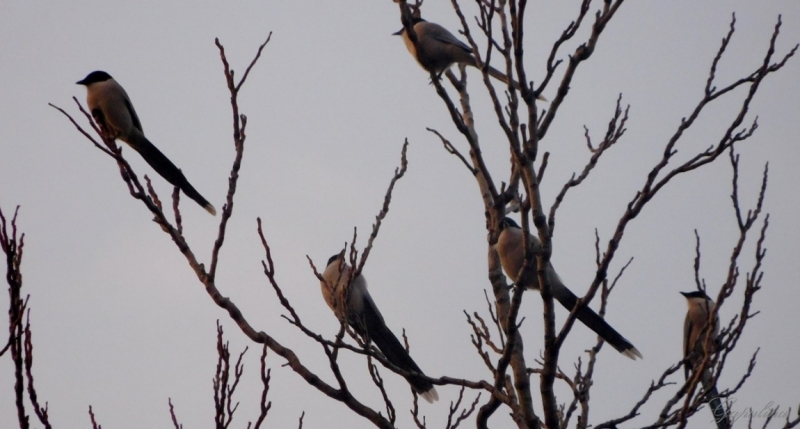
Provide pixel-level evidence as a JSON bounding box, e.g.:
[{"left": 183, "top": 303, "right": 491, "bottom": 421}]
[
  {"left": 681, "top": 290, "right": 730, "bottom": 429},
  {"left": 394, "top": 17, "right": 547, "bottom": 100},
  {"left": 77, "top": 70, "right": 216, "bottom": 215}
]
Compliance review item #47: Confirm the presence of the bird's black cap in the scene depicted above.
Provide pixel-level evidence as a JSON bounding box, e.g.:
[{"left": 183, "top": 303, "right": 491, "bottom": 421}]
[
  {"left": 680, "top": 290, "right": 710, "bottom": 299},
  {"left": 393, "top": 17, "right": 426, "bottom": 35},
  {"left": 327, "top": 252, "right": 344, "bottom": 267},
  {"left": 500, "top": 217, "right": 520, "bottom": 229},
  {"left": 77, "top": 71, "right": 113, "bottom": 86}
]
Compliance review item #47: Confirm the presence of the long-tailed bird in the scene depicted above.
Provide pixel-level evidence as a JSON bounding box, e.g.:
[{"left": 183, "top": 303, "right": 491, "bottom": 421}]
[
  {"left": 496, "top": 217, "right": 642, "bottom": 360},
  {"left": 321, "top": 252, "right": 438, "bottom": 403},
  {"left": 681, "top": 290, "right": 730, "bottom": 429},
  {"left": 77, "top": 71, "right": 216, "bottom": 215},
  {"left": 394, "top": 17, "right": 546, "bottom": 100}
]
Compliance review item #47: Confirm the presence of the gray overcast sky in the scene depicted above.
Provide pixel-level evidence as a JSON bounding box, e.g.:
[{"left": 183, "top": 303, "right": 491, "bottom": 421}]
[{"left": 1, "top": 1, "right": 799, "bottom": 428}]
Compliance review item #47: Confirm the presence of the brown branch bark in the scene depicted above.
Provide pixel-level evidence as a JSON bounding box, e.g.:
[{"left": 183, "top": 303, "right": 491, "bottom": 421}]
[{"left": 2, "top": 205, "right": 30, "bottom": 429}]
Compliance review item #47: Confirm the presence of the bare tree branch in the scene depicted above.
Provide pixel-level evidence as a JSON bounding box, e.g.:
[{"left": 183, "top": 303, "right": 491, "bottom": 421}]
[
  {"left": 2, "top": 205, "right": 30, "bottom": 429},
  {"left": 23, "top": 312, "right": 51, "bottom": 429},
  {"left": 168, "top": 398, "right": 183, "bottom": 429},
  {"left": 355, "top": 140, "right": 409, "bottom": 276},
  {"left": 249, "top": 345, "right": 272, "bottom": 429},
  {"left": 88, "top": 406, "right": 102, "bottom": 429}
]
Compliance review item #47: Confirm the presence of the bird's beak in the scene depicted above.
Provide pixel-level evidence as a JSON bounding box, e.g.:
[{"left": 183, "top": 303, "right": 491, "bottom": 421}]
[
  {"left": 392, "top": 29, "right": 404, "bottom": 36},
  {"left": 679, "top": 291, "right": 691, "bottom": 298},
  {"left": 76, "top": 79, "right": 85, "bottom": 85}
]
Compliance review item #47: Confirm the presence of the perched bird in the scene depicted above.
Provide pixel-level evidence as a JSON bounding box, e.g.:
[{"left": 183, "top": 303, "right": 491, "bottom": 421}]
[
  {"left": 77, "top": 71, "right": 216, "bottom": 215},
  {"left": 681, "top": 291, "right": 730, "bottom": 429},
  {"left": 321, "top": 252, "right": 438, "bottom": 403},
  {"left": 496, "top": 217, "right": 642, "bottom": 360},
  {"left": 394, "top": 17, "right": 546, "bottom": 99}
]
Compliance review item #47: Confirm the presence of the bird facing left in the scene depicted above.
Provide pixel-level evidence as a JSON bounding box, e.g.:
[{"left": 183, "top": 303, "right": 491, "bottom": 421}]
[
  {"left": 393, "top": 17, "right": 547, "bottom": 101},
  {"left": 77, "top": 70, "right": 216, "bottom": 215}
]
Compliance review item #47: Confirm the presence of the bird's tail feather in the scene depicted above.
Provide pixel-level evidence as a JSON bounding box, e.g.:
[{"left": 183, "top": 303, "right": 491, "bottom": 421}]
[
  {"left": 419, "top": 386, "right": 439, "bottom": 403},
  {"left": 485, "top": 65, "right": 519, "bottom": 89},
  {"left": 126, "top": 132, "right": 216, "bottom": 215},
  {"left": 361, "top": 306, "right": 437, "bottom": 402},
  {"left": 705, "top": 380, "right": 730, "bottom": 429},
  {"left": 469, "top": 61, "right": 547, "bottom": 101},
  {"left": 551, "top": 283, "right": 642, "bottom": 360},
  {"left": 369, "top": 325, "right": 438, "bottom": 402}
]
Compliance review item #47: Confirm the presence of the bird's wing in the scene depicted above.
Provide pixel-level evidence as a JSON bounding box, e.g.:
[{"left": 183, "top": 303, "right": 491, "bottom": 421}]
[
  {"left": 683, "top": 315, "right": 694, "bottom": 379},
  {"left": 683, "top": 315, "right": 694, "bottom": 358},
  {"left": 358, "top": 292, "right": 388, "bottom": 339},
  {"left": 123, "top": 96, "right": 143, "bottom": 133},
  {"left": 424, "top": 23, "right": 473, "bottom": 53},
  {"left": 432, "top": 32, "right": 472, "bottom": 53}
]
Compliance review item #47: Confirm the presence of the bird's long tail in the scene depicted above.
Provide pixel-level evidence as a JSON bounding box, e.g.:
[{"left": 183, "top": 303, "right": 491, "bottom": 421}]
[
  {"left": 361, "top": 304, "right": 438, "bottom": 403},
  {"left": 466, "top": 58, "right": 547, "bottom": 101},
  {"left": 704, "top": 376, "right": 730, "bottom": 429},
  {"left": 126, "top": 132, "right": 216, "bottom": 215},
  {"left": 550, "top": 282, "right": 642, "bottom": 360}
]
